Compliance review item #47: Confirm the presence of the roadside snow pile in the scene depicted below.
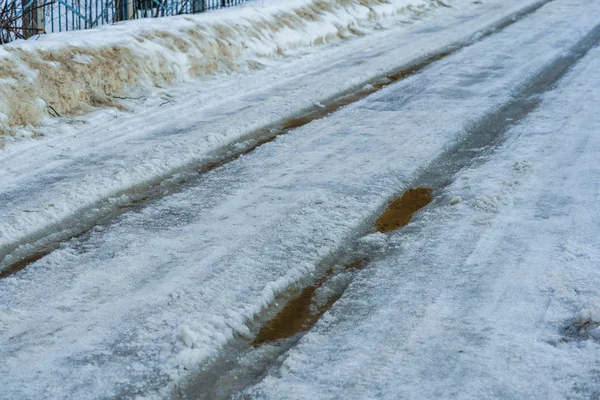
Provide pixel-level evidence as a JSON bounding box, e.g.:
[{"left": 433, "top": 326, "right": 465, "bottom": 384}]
[{"left": 0, "top": 0, "right": 452, "bottom": 142}]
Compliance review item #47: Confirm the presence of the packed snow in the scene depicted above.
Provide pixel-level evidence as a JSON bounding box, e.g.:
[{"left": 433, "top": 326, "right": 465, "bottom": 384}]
[{"left": 1, "top": 0, "right": 599, "bottom": 398}]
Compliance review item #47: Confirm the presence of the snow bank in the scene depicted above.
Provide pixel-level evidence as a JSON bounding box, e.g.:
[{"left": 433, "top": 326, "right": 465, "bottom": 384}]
[{"left": 0, "top": 0, "right": 448, "bottom": 142}]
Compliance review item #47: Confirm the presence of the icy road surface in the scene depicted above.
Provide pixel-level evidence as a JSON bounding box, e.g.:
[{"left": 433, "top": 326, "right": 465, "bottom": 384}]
[
  {"left": 247, "top": 33, "right": 600, "bottom": 400},
  {"left": 0, "top": 0, "right": 547, "bottom": 269},
  {"left": 1, "top": 0, "right": 600, "bottom": 398}
]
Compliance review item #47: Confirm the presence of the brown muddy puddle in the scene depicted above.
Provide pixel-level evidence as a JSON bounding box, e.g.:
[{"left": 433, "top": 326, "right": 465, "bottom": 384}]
[
  {"left": 252, "top": 267, "right": 354, "bottom": 347},
  {"left": 252, "top": 260, "right": 364, "bottom": 346},
  {"left": 252, "top": 188, "right": 431, "bottom": 346},
  {"left": 375, "top": 188, "right": 432, "bottom": 233},
  {"left": 252, "top": 285, "right": 322, "bottom": 346}
]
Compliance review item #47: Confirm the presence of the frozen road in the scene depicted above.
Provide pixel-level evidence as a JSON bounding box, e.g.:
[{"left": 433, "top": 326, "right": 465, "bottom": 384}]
[{"left": 1, "top": 0, "right": 600, "bottom": 398}]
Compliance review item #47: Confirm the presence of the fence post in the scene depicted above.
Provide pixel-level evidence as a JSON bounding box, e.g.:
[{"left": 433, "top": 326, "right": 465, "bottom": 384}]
[
  {"left": 22, "top": 0, "right": 45, "bottom": 38},
  {"left": 115, "top": 0, "right": 134, "bottom": 21},
  {"left": 192, "top": 0, "right": 204, "bottom": 13}
]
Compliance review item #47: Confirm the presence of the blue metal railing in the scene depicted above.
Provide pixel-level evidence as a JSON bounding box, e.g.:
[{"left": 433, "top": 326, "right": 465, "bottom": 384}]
[{"left": 0, "top": 0, "right": 243, "bottom": 43}]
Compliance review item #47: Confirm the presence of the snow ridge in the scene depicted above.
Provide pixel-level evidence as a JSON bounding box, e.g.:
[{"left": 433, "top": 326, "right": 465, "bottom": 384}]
[{"left": 0, "top": 0, "right": 446, "bottom": 141}]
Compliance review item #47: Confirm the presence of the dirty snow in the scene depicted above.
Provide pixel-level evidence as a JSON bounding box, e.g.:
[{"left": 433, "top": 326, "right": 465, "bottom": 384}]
[{"left": 0, "top": 0, "right": 454, "bottom": 137}]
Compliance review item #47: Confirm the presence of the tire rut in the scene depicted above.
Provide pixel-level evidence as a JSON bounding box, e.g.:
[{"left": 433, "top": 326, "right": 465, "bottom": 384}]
[
  {"left": 172, "top": 21, "right": 600, "bottom": 400},
  {"left": 0, "top": 0, "right": 554, "bottom": 277}
]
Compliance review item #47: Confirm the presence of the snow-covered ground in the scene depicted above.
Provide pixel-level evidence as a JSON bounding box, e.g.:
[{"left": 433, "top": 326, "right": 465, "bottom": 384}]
[
  {"left": 1, "top": 0, "right": 599, "bottom": 398},
  {"left": 0, "top": 0, "right": 547, "bottom": 271},
  {"left": 247, "top": 29, "right": 600, "bottom": 400}
]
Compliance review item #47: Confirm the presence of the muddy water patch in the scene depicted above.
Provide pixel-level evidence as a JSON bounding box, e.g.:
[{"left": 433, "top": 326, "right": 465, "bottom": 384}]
[
  {"left": 252, "top": 284, "right": 322, "bottom": 346},
  {"left": 252, "top": 262, "right": 359, "bottom": 347},
  {"left": 376, "top": 188, "right": 432, "bottom": 233},
  {"left": 174, "top": 259, "right": 361, "bottom": 399}
]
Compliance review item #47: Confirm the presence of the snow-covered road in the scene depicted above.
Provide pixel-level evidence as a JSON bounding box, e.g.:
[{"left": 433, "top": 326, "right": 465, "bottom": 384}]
[
  {"left": 0, "top": 0, "right": 547, "bottom": 271},
  {"left": 1, "top": 0, "right": 600, "bottom": 398},
  {"left": 247, "top": 30, "right": 600, "bottom": 400}
]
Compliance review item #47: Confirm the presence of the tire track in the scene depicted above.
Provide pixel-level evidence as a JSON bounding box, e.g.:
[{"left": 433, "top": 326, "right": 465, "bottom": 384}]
[
  {"left": 0, "top": 0, "right": 554, "bottom": 277},
  {"left": 174, "top": 21, "right": 600, "bottom": 400}
]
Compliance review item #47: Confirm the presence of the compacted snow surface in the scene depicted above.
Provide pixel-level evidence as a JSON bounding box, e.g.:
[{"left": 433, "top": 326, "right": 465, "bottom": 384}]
[{"left": 1, "top": 0, "right": 600, "bottom": 398}]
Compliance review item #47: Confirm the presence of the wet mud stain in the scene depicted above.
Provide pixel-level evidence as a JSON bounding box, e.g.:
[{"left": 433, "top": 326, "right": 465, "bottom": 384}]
[
  {"left": 252, "top": 285, "right": 322, "bottom": 346},
  {"left": 252, "top": 262, "right": 362, "bottom": 347},
  {"left": 375, "top": 188, "right": 432, "bottom": 233}
]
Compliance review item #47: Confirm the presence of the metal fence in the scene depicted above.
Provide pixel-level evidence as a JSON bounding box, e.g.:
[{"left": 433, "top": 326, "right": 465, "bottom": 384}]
[{"left": 0, "top": 0, "right": 243, "bottom": 44}]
